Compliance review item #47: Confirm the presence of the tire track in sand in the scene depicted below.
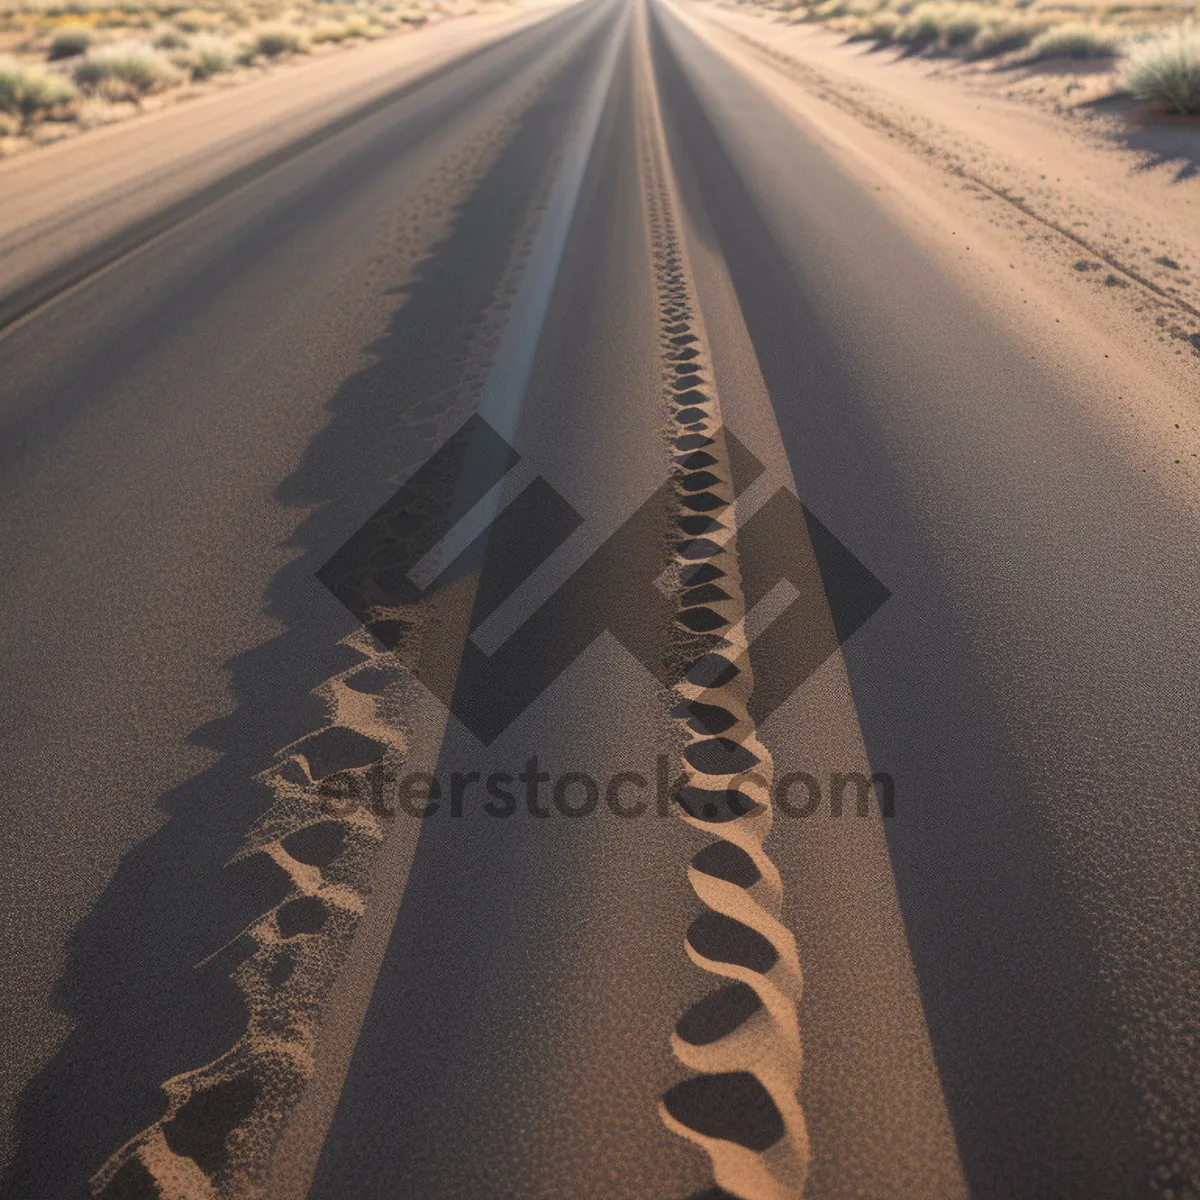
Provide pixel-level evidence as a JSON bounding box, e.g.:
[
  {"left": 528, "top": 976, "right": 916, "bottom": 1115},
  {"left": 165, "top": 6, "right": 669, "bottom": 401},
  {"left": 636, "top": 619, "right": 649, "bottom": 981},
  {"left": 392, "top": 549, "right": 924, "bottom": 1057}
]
[
  {"left": 84, "top": 34, "right": 597, "bottom": 1196},
  {"left": 636, "top": 11, "right": 810, "bottom": 1197}
]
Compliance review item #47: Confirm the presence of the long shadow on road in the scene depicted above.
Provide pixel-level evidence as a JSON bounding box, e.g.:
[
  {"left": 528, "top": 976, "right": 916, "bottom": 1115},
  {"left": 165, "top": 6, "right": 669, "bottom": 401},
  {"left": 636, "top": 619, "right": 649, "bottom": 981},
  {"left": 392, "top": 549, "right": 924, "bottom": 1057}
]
[{"left": 1, "top": 21, "right": 599, "bottom": 1195}]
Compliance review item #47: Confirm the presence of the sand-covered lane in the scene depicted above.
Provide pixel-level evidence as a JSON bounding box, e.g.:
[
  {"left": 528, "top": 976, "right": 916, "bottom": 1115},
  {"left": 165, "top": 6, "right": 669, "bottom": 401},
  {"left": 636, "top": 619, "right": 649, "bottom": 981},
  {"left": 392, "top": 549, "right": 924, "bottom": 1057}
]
[
  {"left": 684, "top": 0, "right": 1200, "bottom": 372},
  {"left": 653, "top": 1, "right": 1199, "bottom": 1195},
  {"left": 0, "top": 2, "right": 613, "bottom": 1193},
  {"left": 309, "top": 5, "right": 964, "bottom": 1196},
  {"left": 305, "top": 12, "right": 731, "bottom": 1195}
]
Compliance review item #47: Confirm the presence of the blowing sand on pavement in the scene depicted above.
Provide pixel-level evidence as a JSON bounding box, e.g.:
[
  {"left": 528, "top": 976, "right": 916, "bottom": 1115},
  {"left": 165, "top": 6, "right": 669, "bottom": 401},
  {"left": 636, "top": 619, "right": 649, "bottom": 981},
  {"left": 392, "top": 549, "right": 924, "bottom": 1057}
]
[{"left": 0, "top": 0, "right": 1196, "bottom": 1195}]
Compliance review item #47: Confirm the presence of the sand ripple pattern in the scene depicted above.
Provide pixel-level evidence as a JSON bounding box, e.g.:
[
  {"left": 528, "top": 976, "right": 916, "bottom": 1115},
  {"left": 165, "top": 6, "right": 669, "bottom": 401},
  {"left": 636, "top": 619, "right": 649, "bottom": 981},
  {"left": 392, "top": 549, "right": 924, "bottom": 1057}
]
[
  {"left": 637, "top": 47, "right": 810, "bottom": 1200},
  {"left": 87, "top": 628, "right": 408, "bottom": 1200},
  {"left": 87, "top": 83, "right": 558, "bottom": 1199}
]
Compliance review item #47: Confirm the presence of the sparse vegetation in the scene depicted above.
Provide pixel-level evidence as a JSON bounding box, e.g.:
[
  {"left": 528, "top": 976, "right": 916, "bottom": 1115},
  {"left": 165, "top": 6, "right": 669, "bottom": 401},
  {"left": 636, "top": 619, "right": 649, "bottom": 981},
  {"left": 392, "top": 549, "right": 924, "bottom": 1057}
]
[
  {"left": 896, "top": 4, "right": 946, "bottom": 49},
  {"left": 174, "top": 10, "right": 225, "bottom": 34},
  {"left": 967, "top": 16, "right": 1045, "bottom": 58},
  {"left": 73, "top": 40, "right": 179, "bottom": 96},
  {"left": 754, "top": 0, "right": 1200, "bottom": 78},
  {"left": 152, "top": 27, "right": 191, "bottom": 51},
  {"left": 47, "top": 25, "right": 91, "bottom": 60},
  {"left": 311, "top": 17, "right": 379, "bottom": 43},
  {"left": 251, "top": 25, "right": 307, "bottom": 57},
  {"left": 1026, "top": 21, "right": 1124, "bottom": 58},
  {"left": 0, "top": 53, "right": 77, "bottom": 118},
  {"left": 342, "top": 18, "right": 381, "bottom": 38},
  {"left": 0, "top": 0, "right": 464, "bottom": 152},
  {"left": 852, "top": 9, "right": 901, "bottom": 40},
  {"left": 311, "top": 21, "right": 352, "bottom": 43},
  {"left": 941, "top": 6, "right": 989, "bottom": 47},
  {"left": 1123, "top": 20, "right": 1200, "bottom": 110},
  {"left": 187, "top": 34, "right": 234, "bottom": 78}
]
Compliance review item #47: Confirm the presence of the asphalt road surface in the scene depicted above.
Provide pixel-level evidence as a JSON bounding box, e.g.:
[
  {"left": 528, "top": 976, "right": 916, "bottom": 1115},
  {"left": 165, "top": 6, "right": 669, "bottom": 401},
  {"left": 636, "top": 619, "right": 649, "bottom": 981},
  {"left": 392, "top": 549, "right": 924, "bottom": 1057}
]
[{"left": 0, "top": 0, "right": 1196, "bottom": 1197}]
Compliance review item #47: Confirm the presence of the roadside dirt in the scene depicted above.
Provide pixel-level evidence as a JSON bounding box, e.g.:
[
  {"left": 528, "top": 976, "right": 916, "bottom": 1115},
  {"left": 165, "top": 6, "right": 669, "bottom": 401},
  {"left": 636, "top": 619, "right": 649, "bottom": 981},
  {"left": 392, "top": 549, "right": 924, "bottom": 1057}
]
[
  {"left": 0, "top": 0, "right": 506, "bottom": 159},
  {"left": 696, "top": 3, "right": 1200, "bottom": 331},
  {"left": 672, "top": 0, "right": 1200, "bottom": 496}
]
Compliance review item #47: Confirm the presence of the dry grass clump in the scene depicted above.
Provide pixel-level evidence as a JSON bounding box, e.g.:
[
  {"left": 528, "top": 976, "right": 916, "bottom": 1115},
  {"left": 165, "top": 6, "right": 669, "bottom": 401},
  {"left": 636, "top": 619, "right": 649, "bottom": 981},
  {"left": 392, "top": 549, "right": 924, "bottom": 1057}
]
[
  {"left": 47, "top": 24, "right": 91, "bottom": 59},
  {"left": 250, "top": 24, "right": 308, "bottom": 57},
  {"left": 891, "top": 2, "right": 1012, "bottom": 51},
  {"left": 0, "top": 54, "right": 77, "bottom": 117},
  {"left": 310, "top": 20, "right": 351, "bottom": 42},
  {"left": 1026, "top": 21, "right": 1125, "bottom": 57},
  {"left": 798, "top": 0, "right": 1199, "bottom": 72},
  {"left": 965, "top": 15, "right": 1047, "bottom": 56},
  {"left": 808, "top": 0, "right": 861, "bottom": 18},
  {"left": 173, "top": 10, "right": 226, "bottom": 34},
  {"left": 895, "top": 3, "right": 948, "bottom": 48},
  {"left": 1123, "top": 19, "right": 1200, "bottom": 109},
  {"left": 941, "top": 4, "right": 990, "bottom": 46},
  {"left": 151, "top": 25, "right": 190, "bottom": 49},
  {"left": 841, "top": 1, "right": 1054, "bottom": 54},
  {"left": 185, "top": 34, "right": 235, "bottom": 77},
  {"left": 312, "top": 17, "right": 382, "bottom": 42},
  {"left": 72, "top": 39, "right": 179, "bottom": 94},
  {"left": 848, "top": 8, "right": 902, "bottom": 39}
]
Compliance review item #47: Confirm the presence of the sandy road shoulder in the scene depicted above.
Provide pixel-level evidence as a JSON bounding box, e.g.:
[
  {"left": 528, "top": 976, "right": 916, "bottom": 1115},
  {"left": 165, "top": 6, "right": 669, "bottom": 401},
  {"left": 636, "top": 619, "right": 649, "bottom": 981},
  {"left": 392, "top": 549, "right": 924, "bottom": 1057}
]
[{"left": 677, "top": 0, "right": 1200, "bottom": 359}]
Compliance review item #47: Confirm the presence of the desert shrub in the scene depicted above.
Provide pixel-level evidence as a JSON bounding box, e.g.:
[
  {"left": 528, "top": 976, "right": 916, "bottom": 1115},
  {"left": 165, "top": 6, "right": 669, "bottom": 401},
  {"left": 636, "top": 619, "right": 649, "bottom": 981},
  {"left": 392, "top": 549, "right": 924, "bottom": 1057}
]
[
  {"left": 1027, "top": 21, "right": 1124, "bottom": 58},
  {"left": 896, "top": 3, "right": 947, "bottom": 48},
  {"left": 942, "top": 4, "right": 989, "bottom": 46},
  {"left": 1123, "top": 20, "right": 1200, "bottom": 112},
  {"left": 859, "top": 9, "right": 902, "bottom": 40},
  {"left": 0, "top": 55, "right": 78, "bottom": 117},
  {"left": 152, "top": 26, "right": 190, "bottom": 49},
  {"left": 311, "top": 16, "right": 379, "bottom": 40},
  {"left": 74, "top": 40, "right": 178, "bottom": 93},
  {"left": 252, "top": 25, "right": 307, "bottom": 56},
  {"left": 187, "top": 34, "right": 233, "bottom": 77},
  {"left": 173, "top": 9, "right": 222, "bottom": 33},
  {"left": 48, "top": 24, "right": 91, "bottom": 59},
  {"left": 310, "top": 20, "right": 348, "bottom": 41},
  {"left": 806, "top": 0, "right": 877, "bottom": 19},
  {"left": 967, "top": 16, "right": 1045, "bottom": 57},
  {"left": 0, "top": 60, "right": 21, "bottom": 113}
]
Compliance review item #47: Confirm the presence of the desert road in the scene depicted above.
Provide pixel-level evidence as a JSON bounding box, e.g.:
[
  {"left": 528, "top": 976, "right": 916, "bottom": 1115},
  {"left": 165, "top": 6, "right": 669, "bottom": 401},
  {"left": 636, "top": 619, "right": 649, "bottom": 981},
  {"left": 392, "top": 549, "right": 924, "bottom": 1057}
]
[{"left": 0, "top": 0, "right": 1197, "bottom": 1196}]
